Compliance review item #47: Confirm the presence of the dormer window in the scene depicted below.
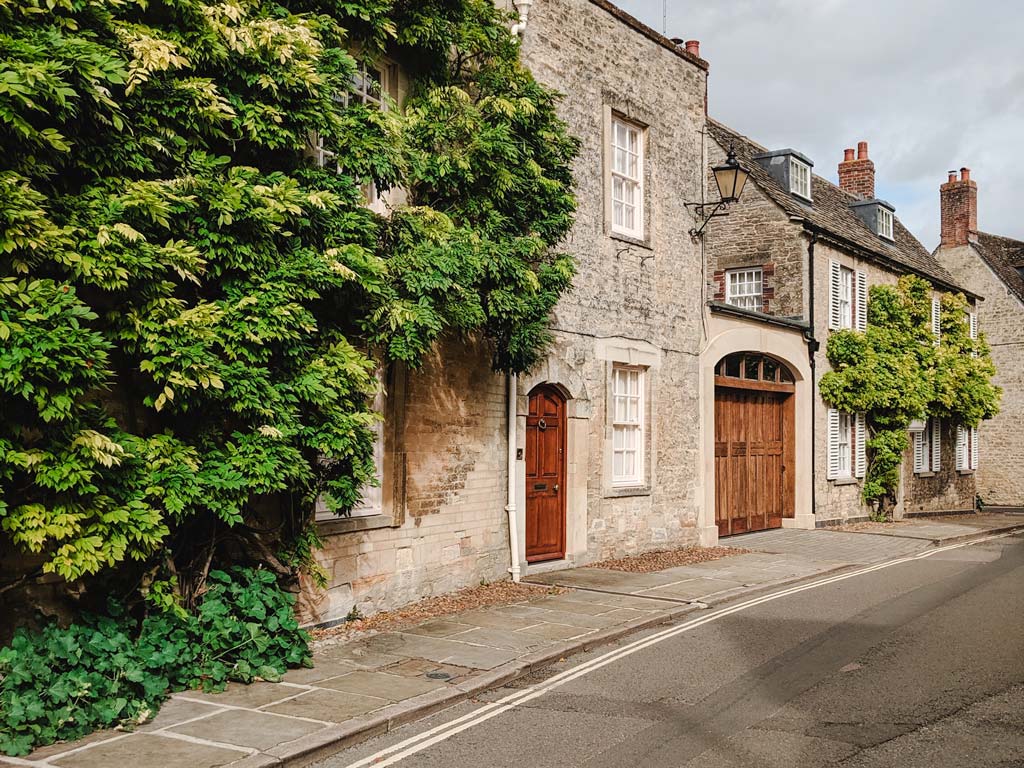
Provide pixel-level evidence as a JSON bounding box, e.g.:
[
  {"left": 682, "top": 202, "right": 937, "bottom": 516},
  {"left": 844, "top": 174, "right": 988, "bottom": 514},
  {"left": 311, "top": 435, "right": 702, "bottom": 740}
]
[
  {"left": 752, "top": 148, "right": 814, "bottom": 204},
  {"left": 878, "top": 207, "right": 894, "bottom": 240},
  {"left": 849, "top": 199, "right": 896, "bottom": 242},
  {"left": 789, "top": 157, "right": 812, "bottom": 200}
]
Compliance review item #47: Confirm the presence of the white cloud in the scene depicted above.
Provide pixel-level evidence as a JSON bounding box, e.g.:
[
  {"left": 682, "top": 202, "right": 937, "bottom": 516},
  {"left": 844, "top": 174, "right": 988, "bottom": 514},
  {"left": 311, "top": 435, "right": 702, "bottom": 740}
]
[{"left": 604, "top": 0, "right": 1024, "bottom": 246}]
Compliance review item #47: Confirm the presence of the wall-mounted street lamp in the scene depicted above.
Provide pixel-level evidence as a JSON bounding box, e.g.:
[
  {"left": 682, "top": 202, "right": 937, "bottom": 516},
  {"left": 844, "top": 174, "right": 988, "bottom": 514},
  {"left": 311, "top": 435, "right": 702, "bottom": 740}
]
[
  {"left": 686, "top": 147, "right": 750, "bottom": 238},
  {"left": 511, "top": 0, "right": 534, "bottom": 37}
]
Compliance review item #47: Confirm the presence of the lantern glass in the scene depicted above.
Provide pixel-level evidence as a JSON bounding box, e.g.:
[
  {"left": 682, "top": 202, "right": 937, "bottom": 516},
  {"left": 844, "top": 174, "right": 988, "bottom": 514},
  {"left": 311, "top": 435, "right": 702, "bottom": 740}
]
[{"left": 712, "top": 150, "right": 749, "bottom": 203}]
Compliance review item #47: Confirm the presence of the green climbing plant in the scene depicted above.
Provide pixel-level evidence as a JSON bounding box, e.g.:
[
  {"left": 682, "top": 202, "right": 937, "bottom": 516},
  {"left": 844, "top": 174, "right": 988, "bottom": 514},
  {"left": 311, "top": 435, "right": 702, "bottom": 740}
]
[
  {"left": 820, "top": 275, "right": 1000, "bottom": 512},
  {"left": 0, "top": 0, "right": 578, "bottom": 605}
]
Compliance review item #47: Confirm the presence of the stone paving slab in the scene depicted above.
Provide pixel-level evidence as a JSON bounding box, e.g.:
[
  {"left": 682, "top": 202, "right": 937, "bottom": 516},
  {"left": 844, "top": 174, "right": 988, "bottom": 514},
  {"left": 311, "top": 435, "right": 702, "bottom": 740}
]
[
  {"left": 835, "top": 513, "right": 1024, "bottom": 544},
  {"left": 14, "top": 516, "right": 1020, "bottom": 768}
]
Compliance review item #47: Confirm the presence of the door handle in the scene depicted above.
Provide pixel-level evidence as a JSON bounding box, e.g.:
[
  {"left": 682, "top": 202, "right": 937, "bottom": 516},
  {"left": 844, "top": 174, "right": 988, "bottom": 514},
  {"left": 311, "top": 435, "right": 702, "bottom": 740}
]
[{"left": 553, "top": 484, "right": 559, "bottom": 491}]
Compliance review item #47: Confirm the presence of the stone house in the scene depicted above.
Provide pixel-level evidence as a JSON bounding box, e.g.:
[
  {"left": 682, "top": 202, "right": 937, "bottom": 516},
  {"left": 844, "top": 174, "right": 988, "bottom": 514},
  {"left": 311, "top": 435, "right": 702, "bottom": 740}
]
[
  {"left": 702, "top": 121, "right": 981, "bottom": 531},
  {"left": 303, "top": 0, "right": 713, "bottom": 624},
  {"left": 933, "top": 170, "right": 1024, "bottom": 509}
]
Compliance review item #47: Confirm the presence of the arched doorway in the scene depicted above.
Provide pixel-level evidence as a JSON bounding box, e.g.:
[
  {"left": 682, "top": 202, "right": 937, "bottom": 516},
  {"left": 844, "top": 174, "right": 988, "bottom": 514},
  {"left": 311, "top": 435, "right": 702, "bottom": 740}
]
[
  {"left": 525, "top": 385, "right": 566, "bottom": 562},
  {"left": 714, "top": 352, "right": 796, "bottom": 536}
]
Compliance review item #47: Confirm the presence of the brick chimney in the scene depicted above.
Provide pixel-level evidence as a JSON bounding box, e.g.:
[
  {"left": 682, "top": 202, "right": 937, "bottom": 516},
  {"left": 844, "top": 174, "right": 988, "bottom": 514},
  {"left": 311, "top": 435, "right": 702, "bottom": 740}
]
[
  {"left": 837, "top": 141, "right": 875, "bottom": 200},
  {"left": 940, "top": 168, "right": 978, "bottom": 246}
]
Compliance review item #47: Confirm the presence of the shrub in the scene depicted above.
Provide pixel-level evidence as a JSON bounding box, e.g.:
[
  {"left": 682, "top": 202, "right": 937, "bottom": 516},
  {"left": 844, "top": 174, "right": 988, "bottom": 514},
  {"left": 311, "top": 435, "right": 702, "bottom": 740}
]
[{"left": 0, "top": 568, "right": 310, "bottom": 756}]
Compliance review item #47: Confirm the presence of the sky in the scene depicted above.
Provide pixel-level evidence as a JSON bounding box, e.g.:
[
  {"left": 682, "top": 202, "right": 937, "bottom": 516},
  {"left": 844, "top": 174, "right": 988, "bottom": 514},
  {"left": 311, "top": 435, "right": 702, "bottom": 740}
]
[{"left": 610, "top": 0, "right": 1024, "bottom": 248}]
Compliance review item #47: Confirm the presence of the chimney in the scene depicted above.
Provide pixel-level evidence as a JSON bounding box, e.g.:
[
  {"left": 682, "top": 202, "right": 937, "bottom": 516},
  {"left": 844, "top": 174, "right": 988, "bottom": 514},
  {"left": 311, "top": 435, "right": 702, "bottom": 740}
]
[
  {"left": 837, "top": 140, "right": 875, "bottom": 200},
  {"left": 940, "top": 167, "right": 978, "bottom": 246},
  {"left": 684, "top": 40, "right": 700, "bottom": 57}
]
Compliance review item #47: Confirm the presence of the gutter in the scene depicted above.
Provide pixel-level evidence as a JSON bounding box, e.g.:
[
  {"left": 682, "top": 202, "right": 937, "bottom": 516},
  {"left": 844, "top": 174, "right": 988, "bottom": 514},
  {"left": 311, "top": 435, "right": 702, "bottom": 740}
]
[{"left": 505, "top": 373, "right": 521, "bottom": 582}]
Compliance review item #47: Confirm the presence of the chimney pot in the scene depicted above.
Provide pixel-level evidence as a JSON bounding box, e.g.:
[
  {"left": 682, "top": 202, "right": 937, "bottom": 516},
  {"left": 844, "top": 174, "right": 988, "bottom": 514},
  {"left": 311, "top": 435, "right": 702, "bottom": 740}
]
[
  {"left": 844, "top": 148, "right": 855, "bottom": 162},
  {"left": 948, "top": 171, "right": 957, "bottom": 183},
  {"left": 960, "top": 167, "right": 971, "bottom": 182},
  {"left": 685, "top": 40, "right": 700, "bottom": 57},
  {"left": 857, "top": 141, "right": 869, "bottom": 160},
  {"left": 670, "top": 37, "right": 685, "bottom": 45}
]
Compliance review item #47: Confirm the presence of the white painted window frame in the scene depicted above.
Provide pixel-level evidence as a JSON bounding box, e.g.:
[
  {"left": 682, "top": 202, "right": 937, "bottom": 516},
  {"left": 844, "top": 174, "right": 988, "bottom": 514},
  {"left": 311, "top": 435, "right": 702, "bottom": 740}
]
[
  {"left": 611, "top": 364, "right": 645, "bottom": 486},
  {"left": 316, "top": 374, "right": 385, "bottom": 521},
  {"left": 912, "top": 417, "right": 942, "bottom": 475},
  {"left": 829, "top": 261, "right": 865, "bottom": 331},
  {"left": 878, "top": 207, "right": 895, "bottom": 240},
  {"left": 609, "top": 116, "right": 645, "bottom": 240},
  {"left": 311, "top": 60, "right": 396, "bottom": 215},
  {"left": 790, "top": 157, "right": 812, "bottom": 200},
  {"left": 828, "top": 408, "right": 851, "bottom": 480},
  {"left": 956, "top": 425, "right": 979, "bottom": 472},
  {"left": 725, "top": 267, "right": 764, "bottom": 312}
]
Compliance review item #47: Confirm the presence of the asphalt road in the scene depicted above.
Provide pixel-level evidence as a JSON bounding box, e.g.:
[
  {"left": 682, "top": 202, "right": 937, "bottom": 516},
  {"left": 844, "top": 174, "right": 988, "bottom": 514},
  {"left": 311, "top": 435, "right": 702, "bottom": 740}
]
[{"left": 318, "top": 533, "right": 1024, "bottom": 768}]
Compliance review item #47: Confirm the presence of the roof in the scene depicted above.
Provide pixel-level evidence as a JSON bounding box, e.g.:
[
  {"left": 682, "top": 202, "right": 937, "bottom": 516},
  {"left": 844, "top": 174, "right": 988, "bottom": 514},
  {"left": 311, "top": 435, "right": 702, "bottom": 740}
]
[
  {"left": 587, "top": 0, "right": 708, "bottom": 71},
  {"left": 974, "top": 231, "right": 1024, "bottom": 303},
  {"left": 707, "top": 119, "right": 973, "bottom": 296}
]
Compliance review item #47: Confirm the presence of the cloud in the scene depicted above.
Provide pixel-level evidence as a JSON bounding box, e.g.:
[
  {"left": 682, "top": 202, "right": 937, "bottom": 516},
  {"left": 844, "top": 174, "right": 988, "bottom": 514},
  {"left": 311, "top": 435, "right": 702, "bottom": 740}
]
[{"left": 604, "top": 0, "right": 1024, "bottom": 246}]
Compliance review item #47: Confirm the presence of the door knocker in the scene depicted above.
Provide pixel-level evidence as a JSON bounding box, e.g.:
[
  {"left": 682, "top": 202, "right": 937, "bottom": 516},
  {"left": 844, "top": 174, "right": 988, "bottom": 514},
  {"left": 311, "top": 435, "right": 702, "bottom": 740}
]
[{"left": 537, "top": 418, "right": 547, "bottom": 431}]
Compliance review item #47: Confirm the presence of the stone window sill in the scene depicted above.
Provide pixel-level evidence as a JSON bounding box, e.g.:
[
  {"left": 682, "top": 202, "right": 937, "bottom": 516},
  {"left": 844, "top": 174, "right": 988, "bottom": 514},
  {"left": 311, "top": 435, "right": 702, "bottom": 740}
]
[
  {"left": 830, "top": 476, "right": 859, "bottom": 486},
  {"left": 316, "top": 513, "right": 395, "bottom": 536},
  {"left": 913, "top": 471, "right": 936, "bottom": 478},
  {"left": 608, "top": 231, "right": 653, "bottom": 251},
  {"left": 604, "top": 484, "right": 653, "bottom": 499},
  {"left": 957, "top": 470, "right": 976, "bottom": 476}
]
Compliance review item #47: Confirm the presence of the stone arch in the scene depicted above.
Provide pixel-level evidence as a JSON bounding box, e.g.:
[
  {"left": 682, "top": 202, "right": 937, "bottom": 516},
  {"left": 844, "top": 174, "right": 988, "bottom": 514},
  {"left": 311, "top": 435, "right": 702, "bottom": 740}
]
[{"left": 699, "top": 317, "right": 816, "bottom": 545}]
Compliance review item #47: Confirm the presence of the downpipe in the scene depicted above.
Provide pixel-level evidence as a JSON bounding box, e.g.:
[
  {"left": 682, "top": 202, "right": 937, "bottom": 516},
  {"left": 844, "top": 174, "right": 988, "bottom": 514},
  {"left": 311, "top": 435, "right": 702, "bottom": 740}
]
[{"left": 506, "top": 372, "right": 521, "bottom": 582}]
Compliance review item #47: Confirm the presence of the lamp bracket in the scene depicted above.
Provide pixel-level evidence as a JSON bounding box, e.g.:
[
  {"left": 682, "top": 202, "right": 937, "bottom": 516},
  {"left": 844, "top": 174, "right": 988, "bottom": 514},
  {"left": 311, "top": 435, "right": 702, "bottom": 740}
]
[{"left": 684, "top": 200, "right": 731, "bottom": 238}]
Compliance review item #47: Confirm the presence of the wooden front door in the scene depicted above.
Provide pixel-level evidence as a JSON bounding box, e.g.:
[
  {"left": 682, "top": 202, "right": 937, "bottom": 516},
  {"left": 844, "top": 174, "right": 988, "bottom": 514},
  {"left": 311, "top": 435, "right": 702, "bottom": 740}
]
[
  {"left": 714, "top": 377, "right": 795, "bottom": 537},
  {"left": 525, "top": 386, "right": 566, "bottom": 562}
]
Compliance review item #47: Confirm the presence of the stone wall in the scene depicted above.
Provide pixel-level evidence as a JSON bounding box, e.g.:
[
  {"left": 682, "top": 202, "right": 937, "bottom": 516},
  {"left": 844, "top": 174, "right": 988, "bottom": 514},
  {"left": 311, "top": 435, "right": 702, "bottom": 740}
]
[
  {"left": 516, "top": 0, "right": 708, "bottom": 563},
  {"left": 810, "top": 242, "right": 975, "bottom": 520},
  {"left": 705, "top": 139, "right": 807, "bottom": 320},
  {"left": 935, "top": 243, "right": 1024, "bottom": 507},
  {"left": 307, "top": 0, "right": 712, "bottom": 622},
  {"left": 303, "top": 336, "right": 511, "bottom": 625}
]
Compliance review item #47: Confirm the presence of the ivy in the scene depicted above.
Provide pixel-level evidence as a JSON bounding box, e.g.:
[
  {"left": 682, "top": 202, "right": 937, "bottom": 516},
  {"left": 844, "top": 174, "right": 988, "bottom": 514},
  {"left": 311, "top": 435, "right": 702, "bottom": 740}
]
[
  {"left": 0, "top": 568, "right": 311, "bottom": 756},
  {"left": 0, "top": 0, "right": 577, "bottom": 595},
  {"left": 820, "top": 275, "right": 1000, "bottom": 511}
]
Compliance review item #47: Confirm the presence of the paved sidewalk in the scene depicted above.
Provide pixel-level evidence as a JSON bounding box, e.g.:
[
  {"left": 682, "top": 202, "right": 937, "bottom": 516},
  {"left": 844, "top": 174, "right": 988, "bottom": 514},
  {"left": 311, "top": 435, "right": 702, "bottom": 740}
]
[
  {"left": 835, "top": 512, "right": 1024, "bottom": 545},
  {"left": 5, "top": 518, "right": 1018, "bottom": 768}
]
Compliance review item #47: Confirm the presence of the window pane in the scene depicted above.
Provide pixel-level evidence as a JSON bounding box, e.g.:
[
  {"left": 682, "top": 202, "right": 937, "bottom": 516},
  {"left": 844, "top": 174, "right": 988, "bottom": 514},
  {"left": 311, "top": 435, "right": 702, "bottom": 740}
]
[
  {"left": 745, "top": 356, "right": 760, "bottom": 380},
  {"left": 762, "top": 357, "right": 778, "bottom": 381},
  {"left": 725, "top": 354, "right": 741, "bottom": 378}
]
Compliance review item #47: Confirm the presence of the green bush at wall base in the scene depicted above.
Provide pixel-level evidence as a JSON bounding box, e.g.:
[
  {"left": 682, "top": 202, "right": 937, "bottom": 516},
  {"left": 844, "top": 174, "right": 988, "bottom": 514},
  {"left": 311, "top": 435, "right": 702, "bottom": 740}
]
[{"left": 0, "top": 568, "right": 311, "bottom": 756}]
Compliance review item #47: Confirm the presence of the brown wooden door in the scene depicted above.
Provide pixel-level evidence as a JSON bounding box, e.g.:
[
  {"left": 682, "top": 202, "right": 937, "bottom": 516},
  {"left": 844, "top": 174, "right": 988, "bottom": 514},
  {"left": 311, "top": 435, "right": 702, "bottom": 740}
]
[
  {"left": 525, "top": 386, "right": 566, "bottom": 562},
  {"left": 714, "top": 386, "right": 794, "bottom": 537}
]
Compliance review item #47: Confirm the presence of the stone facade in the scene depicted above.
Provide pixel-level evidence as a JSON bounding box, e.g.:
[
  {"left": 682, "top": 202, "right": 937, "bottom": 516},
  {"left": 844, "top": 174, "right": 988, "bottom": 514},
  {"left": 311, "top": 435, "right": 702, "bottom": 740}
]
[
  {"left": 934, "top": 242, "right": 1024, "bottom": 508},
  {"left": 705, "top": 126, "right": 977, "bottom": 526},
  {"left": 306, "top": 0, "right": 711, "bottom": 624}
]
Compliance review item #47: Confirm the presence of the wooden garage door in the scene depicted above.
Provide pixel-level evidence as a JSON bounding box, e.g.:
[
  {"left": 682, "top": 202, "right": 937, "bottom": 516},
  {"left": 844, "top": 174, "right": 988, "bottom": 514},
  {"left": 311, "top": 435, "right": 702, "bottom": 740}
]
[{"left": 714, "top": 353, "right": 795, "bottom": 537}]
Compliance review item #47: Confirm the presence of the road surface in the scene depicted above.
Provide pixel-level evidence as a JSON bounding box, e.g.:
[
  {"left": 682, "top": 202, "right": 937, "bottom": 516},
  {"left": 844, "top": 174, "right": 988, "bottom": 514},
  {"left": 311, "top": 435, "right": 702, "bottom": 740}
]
[{"left": 317, "top": 532, "right": 1024, "bottom": 767}]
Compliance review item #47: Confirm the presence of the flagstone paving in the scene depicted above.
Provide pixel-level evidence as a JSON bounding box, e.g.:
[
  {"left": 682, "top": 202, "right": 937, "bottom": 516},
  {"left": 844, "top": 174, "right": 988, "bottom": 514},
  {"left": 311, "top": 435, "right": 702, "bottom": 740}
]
[{"left": 6, "top": 517, "right": 1019, "bottom": 768}]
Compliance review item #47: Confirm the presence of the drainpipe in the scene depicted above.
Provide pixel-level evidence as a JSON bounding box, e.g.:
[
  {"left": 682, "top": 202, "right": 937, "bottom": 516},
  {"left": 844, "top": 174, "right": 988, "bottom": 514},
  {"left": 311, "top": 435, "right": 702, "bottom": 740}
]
[
  {"left": 510, "top": 0, "right": 533, "bottom": 38},
  {"left": 506, "top": 373, "right": 521, "bottom": 582},
  {"left": 804, "top": 227, "right": 820, "bottom": 522}
]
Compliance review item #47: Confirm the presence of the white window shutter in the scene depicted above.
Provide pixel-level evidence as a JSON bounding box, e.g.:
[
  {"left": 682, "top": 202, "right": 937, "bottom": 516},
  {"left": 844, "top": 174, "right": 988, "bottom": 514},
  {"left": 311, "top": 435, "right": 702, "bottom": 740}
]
[
  {"left": 969, "top": 312, "right": 978, "bottom": 340},
  {"left": 913, "top": 430, "right": 924, "bottom": 473},
  {"left": 854, "top": 413, "right": 867, "bottom": 478},
  {"left": 971, "top": 427, "right": 979, "bottom": 470},
  {"left": 827, "top": 408, "right": 840, "bottom": 479},
  {"left": 956, "top": 426, "right": 967, "bottom": 470},
  {"left": 829, "top": 260, "right": 842, "bottom": 330},
  {"left": 932, "top": 297, "right": 941, "bottom": 339},
  {"left": 931, "top": 417, "right": 942, "bottom": 473},
  {"left": 855, "top": 271, "right": 868, "bottom": 332}
]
